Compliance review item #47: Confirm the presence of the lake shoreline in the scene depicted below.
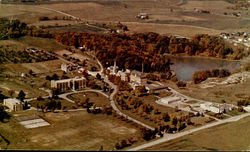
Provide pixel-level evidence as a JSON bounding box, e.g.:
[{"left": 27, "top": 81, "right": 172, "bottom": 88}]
[{"left": 167, "top": 54, "right": 241, "bottom": 81}]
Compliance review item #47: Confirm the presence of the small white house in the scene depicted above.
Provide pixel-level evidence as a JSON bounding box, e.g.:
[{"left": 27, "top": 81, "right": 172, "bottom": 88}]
[
  {"left": 21, "top": 73, "right": 26, "bottom": 78},
  {"left": 4, "top": 98, "right": 23, "bottom": 112}
]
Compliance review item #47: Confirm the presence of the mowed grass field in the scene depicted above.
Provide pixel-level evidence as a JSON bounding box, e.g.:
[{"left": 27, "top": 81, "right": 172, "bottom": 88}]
[
  {"left": 0, "top": 110, "right": 143, "bottom": 150},
  {"left": 68, "top": 92, "right": 110, "bottom": 107},
  {"left": 0, "top": 4, "right": 65, "bottom": 24},
  {"left": 175, "top": 77, "right": 250, "bottom": 105},
  {"left": 16, "top": 37, "right": 67, "bottom": 52},
  {"left": 144, "top": 116, "right": 250, "bottom": 151}
]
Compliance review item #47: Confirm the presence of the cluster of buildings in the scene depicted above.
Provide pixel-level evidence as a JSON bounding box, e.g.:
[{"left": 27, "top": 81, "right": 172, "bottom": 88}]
[
  {"left": 51, "top": 76, "right": 86, "bottom": 91},
  {"left": 200, "top": 103, "right": 236, "bottom": 114},
  {"left": 219, "top": 32, "right": 250, "bottom": 48},
  {"left": 107, "top": 62, "right": 147, "bottom": 89},
  {"left": 106, "top": 62, "right": 169, "bottom": 91},
  {"left": 61, "top": 63, "right": 84, "bottom": 73}
]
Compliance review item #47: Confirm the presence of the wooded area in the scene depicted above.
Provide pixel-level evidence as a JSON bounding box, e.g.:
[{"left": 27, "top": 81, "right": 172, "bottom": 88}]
[{"left": 55, "top": 32, "right": 234, "bottom": 73}]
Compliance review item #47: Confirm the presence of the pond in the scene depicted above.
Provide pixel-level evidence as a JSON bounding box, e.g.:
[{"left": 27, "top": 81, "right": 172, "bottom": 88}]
[{"left": 168, "top": 55, "right": 241, "bottom": 81}]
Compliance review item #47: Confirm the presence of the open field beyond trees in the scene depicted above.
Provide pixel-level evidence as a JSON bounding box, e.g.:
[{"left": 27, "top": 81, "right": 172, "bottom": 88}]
[
  {"left": 1, "top": 0, "right": 249, "bottom": 37},
  {"left": 176, "top": 77, "right": 250, "bottom": 105},
  {"left": 144, "top": 116, "right": 250, "bottom": 151},
  {"left": 0, "top": 110, "right": 144, "bottom": 150}
]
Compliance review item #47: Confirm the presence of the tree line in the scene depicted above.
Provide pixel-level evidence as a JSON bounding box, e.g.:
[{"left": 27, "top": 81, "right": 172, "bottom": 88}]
[
  {"left": 192, "top": 68, "right": 231, "bottom": 84},
  {"left": 55, "top": 32, "right": 236, "bottom": 73}
]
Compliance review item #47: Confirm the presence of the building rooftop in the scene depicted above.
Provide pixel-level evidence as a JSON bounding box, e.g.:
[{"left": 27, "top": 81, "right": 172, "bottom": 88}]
[
  {"left": 131, "top": 70, "right": 146, "bottom": 78},
  {"left": 52, "top": 77, "right": 85, "bottom": 83},
  {"left": 4, "top": 98, "right": 22, "bottom": 105}
]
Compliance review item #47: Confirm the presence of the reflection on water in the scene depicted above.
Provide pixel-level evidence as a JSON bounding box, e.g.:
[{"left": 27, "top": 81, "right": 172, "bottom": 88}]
[{"left": 169, "top": 56, "right": 241, "bottom": 81}]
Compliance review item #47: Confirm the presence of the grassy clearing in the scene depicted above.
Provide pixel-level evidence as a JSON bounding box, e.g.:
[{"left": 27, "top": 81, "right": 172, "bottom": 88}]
[
  {"left": 67, "top": 91, "right": 110, "bottom": 107},
  {"left": 47, "top": 24, "right": 104, "bottom": 33},
  {"left": 144, "top": 116, "right": 250, "bottom": 151},
  {"left": 226, "top": 109, "right": 245, "bottom": 116},
  {"left": 0, "top": 110, "right": 143, "bottom": 150},
  {"left": 0, "top": 59, "right": 64, "bottom": 98},
  {"left": 155, "top": 90, "right": 173, "bottom": 98},
  {"left": 16, "top": 36, "right": 66, "bottom": 52},
  {"left": 165, "top": 77, "right": 250, "bottom": 106},
  {"left": 0, "top": 4, "right": 64, "bottom": 24}
]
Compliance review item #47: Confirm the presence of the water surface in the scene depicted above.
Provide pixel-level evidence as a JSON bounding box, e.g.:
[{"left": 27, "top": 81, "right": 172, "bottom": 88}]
[{"left": 169, "top": 56, "right": 241, "bottom": 81}]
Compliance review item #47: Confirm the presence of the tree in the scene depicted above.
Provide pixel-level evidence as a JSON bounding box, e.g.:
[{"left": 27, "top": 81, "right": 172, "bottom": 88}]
[
  {"left": 36, "top": 104, "right": 40, "bottom": 109},
  {"left": 18, "top": 90, "right": 26, "bottom": 102},
  {"left": 120, "top": 139, "right": 128, "bottom": 148},
  {"left": 187, "top": 118, "right": 192, "bottom": 125},
  {"left": 96, "top": 73, "right": 102, "bottom": 80},
  {"left": 171, "top": 116, "right": 178, "bottom": 126},
  {"left": 99, "top": 145, "right": 103, "bottom": 151},
  {"left": 163, "top": 112, "right": 170, "bottom": 122},
  {"left": 45, "top": 75, "right": 52, "bottom": 81},
  {"left": 82, "top": 69, "right": 88, "bottom": 78},
  {"left": 51, "top": 74, "right": 59, "bottom": 80},
  {"left": 8, "top": 90, "right": 15, "bottom": 98},
  {"left": 0, "top": 105, "right": 10, "bottom": 122},
  {"left": 29, "top": 70, "right": 34, "bottom": 76},
  {"left": 42, "top": 82, "right": 48, "bottom": 88},
  {"left": 57, "top": 101, "right": 62, "bottom": 110},
  {"left": 176, "top": 80, "right": 186, "bottom": 88},
  {"left": 52, "top": 88, "right": 60, "bottom": 98},
  {"left": 115, "top": 142, "right": 121, "bottom": 150},
  {"left": 238, "top": 106, "right": 244, "bottom": 112},
  {"left": 24, "top": 101, "right": 29, "bottom": 110},
  {"left": 177, "top": 121, "right": 181, "bottom": 131},
  {"left": 88, "top": 80, "right": 95, "bottom": 89},
  {"left": 0, "top": 106, "right": 10, "bottom": 122}
]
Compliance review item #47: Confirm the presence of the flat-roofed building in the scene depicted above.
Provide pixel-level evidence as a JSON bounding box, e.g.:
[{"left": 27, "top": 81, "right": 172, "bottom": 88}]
[
  {"left": 200, "top": 103, "right": 234, "bottom": 114},
  {"left": 3, "top": 98, "right": 23, "bottom": 111}
]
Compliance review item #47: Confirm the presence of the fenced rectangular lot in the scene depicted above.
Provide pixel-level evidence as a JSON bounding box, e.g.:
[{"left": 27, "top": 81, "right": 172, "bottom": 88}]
[{"left": 15, "top": 115, "right": 50, "bottom": 129}]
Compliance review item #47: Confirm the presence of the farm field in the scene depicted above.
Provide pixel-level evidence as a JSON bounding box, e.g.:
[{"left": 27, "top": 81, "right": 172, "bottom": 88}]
[
  {"left": 0, "top": 110, "right": 144, "bottom": 150},
  {"left": 144, "top": 116, "right": 250, "bottom": 151},
  {"left": 1, "top": 0, "right": 249, "bottom": 37}
]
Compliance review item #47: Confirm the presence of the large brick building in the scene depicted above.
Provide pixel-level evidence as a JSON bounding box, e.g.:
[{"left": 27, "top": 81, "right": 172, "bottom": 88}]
[{"left": 51, "top": 77, "right": 86, "bottom": 91}]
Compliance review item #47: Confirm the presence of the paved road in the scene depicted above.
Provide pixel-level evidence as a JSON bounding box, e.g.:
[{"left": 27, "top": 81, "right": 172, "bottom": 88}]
[
  {"left": 38, "top": 6, "right": 107, "bottom": 31},
  {"left": 127, "top": 112, "right": 250, "bottom": 151},
  {"left": 88, "top": 59, "right": 154, "bottom": 130}
]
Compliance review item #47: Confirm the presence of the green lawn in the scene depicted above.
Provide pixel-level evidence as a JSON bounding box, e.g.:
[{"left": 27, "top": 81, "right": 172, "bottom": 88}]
[
  {"left": 0, "top": 110, "right": 143, "bottom": 150},
  {"left": 16, "top": 36, "right": 66, "bottom": 52}
]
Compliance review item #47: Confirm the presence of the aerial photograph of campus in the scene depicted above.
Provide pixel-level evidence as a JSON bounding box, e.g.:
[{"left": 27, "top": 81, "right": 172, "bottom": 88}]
[{"left": 0, "top": 0, "right": 249, "bottom": 151}]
